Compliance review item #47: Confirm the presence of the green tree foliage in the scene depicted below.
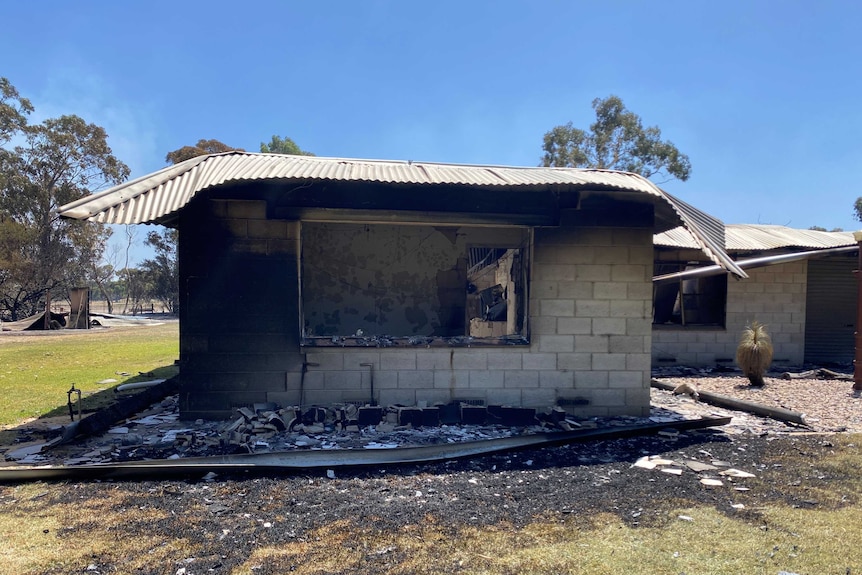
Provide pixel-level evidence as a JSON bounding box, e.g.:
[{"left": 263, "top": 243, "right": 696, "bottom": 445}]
[
  {"left": 541, "top": 95, "right": 692, "bottom": 182},
  {"left": 260, "top": 135, "right": 314, "bottom": 156},
  {"left": 853, "top": 197, "right": 862, "bottom": 223},
  {"left": 0, "top": 78, "right": 129, "bottom": 320},
  {"left": 141, "top": 229, "right": 178, "bottom": 313},
  {"left": 809, "top": 225, "right": 845, "bottom": 232},
  {"left": 0, "top": 78, "right": 33, "bottom": 144},
  {"left": 164, "top": 138, "right": 243, "bottom": 164}
]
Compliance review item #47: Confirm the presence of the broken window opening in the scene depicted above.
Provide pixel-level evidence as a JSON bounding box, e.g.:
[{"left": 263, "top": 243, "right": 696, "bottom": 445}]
[
  {"left": 465, "top": 247, "right": 525, "bottom": 338},
  {"left": 300, "top": 222, "right": 530, "bottom": 346},
  {"left": 653, "top": 262, "right": 727, "bottom": 328}
]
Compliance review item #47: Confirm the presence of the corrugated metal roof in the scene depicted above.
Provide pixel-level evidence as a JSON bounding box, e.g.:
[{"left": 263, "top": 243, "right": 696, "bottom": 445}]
[
  {"left": 655, "top": 223, "right": 858, "bottom": 251},
  {"left": 58, "top": 152, "right": 670, "bottom": 223},
  {"left": 57, "top": 151, "right": 746, "bottom": 277}
]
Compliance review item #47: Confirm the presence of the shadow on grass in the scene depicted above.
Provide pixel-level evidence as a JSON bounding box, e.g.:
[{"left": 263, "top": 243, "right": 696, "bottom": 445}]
[
  {"left": 0, "top": 364, "right": 179, "bottom": 449},
  {"left": 41, "top": 364, "right": 180, "bottom": 419}
]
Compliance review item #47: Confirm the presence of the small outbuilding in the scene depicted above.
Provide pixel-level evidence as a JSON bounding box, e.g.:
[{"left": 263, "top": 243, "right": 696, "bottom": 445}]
[{"left": 59, "top": 152, "right": 743, "bottom": 419}]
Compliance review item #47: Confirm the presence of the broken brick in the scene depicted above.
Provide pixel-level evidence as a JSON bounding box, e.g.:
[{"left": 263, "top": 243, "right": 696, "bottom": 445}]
[
  {"left": 460, "top": 405, "right": 487, "bottom": 425},
  {"left": 421, "top": 407, "right": 440, "bottom": 427},
  {"left": 499, "top": 407, "right": 536, "bottom": 426},
  {"left": 398, "top": 407, "right": 424, "bottom": 427},
  {"left": 358, "top": 406, "right": 383, "bottom": 426}
]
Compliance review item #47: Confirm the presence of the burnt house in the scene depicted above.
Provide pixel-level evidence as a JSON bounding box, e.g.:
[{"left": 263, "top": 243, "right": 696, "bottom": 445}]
[
  {"left": 59, "top": 152, "right": 743, "bottom": 419},
  {"left": 653, "top": 224, "right": 858, "bottom": 367}
]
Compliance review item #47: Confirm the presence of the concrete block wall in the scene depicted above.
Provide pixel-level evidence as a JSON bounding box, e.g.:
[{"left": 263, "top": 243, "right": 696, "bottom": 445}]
[
  {"left": 179, "top": 199, "right": 306, "bottom": 419},
  {"left": 179, "top": 198, "right": 654, "bottom": 419},
  {"left": 299, "top": 223, "right": 655, "bottom": 418},
  {"left": 652, "top": 260, "right": 807, "bottom": 367}
]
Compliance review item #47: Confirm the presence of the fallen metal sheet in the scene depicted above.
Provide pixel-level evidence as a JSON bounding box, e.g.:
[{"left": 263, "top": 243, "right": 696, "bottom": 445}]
[{"left": 0, "top": 416, "right": 730, "bottom": 482}]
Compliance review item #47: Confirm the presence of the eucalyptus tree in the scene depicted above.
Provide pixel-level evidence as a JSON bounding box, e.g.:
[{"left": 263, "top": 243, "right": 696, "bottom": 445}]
[
  {"left": 542, "top": 95, "right": 691, "bottom": 183},
  {"left": 0, "top": 78, "right": 129, "bottom": 319},
  {"left": 260, "top": 135, "right": 313, "bottom": 156}
]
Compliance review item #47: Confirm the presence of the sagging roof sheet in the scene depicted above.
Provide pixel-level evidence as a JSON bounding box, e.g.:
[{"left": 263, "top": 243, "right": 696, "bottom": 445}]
[
  {"left": 57, "top": 152, "right": 746, "bottom": 277},
  {"left": 656, "top": 223, "right": 857, "bottom": 251}
]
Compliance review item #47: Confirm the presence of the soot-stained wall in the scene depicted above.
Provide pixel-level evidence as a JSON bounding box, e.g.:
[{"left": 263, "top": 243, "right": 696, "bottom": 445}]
[{"left": 301, "top": 223, "right": 527, "bottom": 338}]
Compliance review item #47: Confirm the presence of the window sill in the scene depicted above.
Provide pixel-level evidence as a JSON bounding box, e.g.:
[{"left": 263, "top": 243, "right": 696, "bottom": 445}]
[
  {"left": 301, "top": 335, "right": 530, "bottom": 348},
  {"left": 652, "top": 324, "right": 726, "bottom": 331}
]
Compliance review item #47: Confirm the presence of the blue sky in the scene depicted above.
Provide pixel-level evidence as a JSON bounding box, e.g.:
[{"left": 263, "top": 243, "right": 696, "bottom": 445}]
[{"left": 3, "top": 1, "right": 861, "bottom": 263}]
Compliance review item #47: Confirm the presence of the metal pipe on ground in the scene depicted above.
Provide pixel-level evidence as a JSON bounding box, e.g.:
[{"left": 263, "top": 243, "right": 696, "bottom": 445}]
[
  {"left": 650, "top": 379, "right": 808, "bottom": 426},
  {"left": 115, "top": 379, "right": 166, "bottom": 392},
  {"left": 55, "top": 378, "right": 179, "bottom": 446},
  {"left": 0, "top": 416, "right": 730, "bottom": 483}
]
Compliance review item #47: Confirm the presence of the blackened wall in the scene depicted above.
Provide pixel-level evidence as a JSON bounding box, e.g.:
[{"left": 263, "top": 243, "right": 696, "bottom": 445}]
[
  {"left": 301, "top": 223, "right": 527, "bottom": 338},
  {"left": 178, "top": 197, "right": 304, "bottom": 419}
]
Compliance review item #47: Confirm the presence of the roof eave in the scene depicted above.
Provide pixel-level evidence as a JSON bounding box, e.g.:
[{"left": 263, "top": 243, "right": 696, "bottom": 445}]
[{"left": 57, "top": 152, "right": 743, "bottom": 275}]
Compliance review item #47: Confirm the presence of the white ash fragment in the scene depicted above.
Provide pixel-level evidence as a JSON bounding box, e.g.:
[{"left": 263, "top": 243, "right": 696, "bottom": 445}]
[{"left": 720, "top": 468, "right": 756, "bottom": 478}]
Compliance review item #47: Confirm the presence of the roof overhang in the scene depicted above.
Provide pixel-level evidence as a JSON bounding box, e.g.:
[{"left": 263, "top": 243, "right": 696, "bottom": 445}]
[{"left": 58, "top": 151, "right": 746, "bottom": 277}]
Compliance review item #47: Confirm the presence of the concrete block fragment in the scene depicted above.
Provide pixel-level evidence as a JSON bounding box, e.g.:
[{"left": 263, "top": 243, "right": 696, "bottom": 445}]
[
  {"left": 265, "top": 413, "right": 286, "bottom": 430},
  {"left": 302, "top": 407, "right": 327, "bottom": 424},
  {"left": 421, "top": 407, "right": 440, "bottom": 427},
  {"left": 357, "top": 406, "right": 383, "bottom": 426},
  {"left": 460, "top": 405, "right": 487, "bottom": 425},
  {"left": 500, "top": 406, "right": 537, "bottom": 426},
  {"left": 437, "top": 402, "right": 460, "bottom": 425},
  {"left": 398, "top": 407, "right": 424, "bottom": 427}
]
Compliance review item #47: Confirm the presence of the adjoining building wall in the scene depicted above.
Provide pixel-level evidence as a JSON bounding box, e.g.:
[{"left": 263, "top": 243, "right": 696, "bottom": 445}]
[
  {"left": 652, "top": 261, "right": 808, "bottom": 367},
  {"left": 804, "top": 256, "right": 858, "bottom": 364},
  {"left": 176, "top": 193, "right": 655, "bottom": 420}
]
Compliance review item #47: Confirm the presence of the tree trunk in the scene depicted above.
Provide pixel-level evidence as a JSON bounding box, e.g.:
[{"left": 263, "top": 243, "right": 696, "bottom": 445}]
[{"left": 92, "top": 276, "right": 113, "bottom": 314}]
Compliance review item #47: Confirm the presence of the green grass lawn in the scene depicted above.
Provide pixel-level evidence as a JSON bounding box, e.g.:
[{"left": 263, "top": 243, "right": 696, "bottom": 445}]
[{"left": 0, "top": 322, "right": 178, "bottom": 427}]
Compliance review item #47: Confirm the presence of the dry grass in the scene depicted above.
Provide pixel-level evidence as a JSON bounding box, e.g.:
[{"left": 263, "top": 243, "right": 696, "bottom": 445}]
[
  {"left": 0, "top": 483, "right": 197, "bottom": 574},
  {"left": 229, "top": 505, "right": 862, "bottom": 575},
  {"left": 2, "top": 436, "right": 861, "bottom": 575}
]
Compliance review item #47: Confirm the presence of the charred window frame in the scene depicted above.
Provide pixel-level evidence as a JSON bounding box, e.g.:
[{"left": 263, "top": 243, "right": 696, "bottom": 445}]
[
  {"left": 299, "top": 222, "right": 530, "bottom": 347},
  {"left": 653, "top": 262, "right": 727, "bottom": 328}
]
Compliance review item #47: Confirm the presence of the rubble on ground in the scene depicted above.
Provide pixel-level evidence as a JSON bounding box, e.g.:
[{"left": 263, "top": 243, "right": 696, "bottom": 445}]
[
  {"left": 2, "top": 380, "right": 806, "bottom": 468},
  {"left": 4, "top": 362, "right": 859, "bottom": 470}
]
